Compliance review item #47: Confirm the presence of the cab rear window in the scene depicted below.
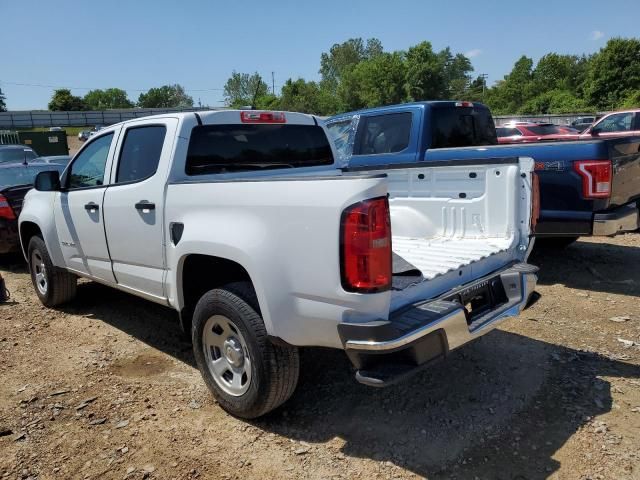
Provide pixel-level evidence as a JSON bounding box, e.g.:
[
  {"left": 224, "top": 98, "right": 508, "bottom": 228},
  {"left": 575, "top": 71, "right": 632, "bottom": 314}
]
[
  {"left": 186, "top": 124, "right": 334, "bottom": 175},
  {"left": 431, "top": 107, "right": 497, "bottom": 148}
]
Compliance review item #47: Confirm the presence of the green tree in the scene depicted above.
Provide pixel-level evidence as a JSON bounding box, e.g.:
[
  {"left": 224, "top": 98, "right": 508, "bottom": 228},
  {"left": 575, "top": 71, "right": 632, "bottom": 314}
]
[
  {"left": 485, "top": 56, "right": 535, "bottom": 114},
  {"left": 519, "top": 89, "right": 589, "bottom": 114},
  {"left": 339, "top": 52, "right": 407, "bottom": 110},
  {"left": 223, "top": 71, "right": 270, "bottom": 108},
  {"left": 586, "top": 37, "right": 640, "bottom": 110},
  {"left": 0, "top": 88, "right": 6, "bottom": 112},
  {"left": 137, "top": 84, "right": 193, "bottom": 108},
  {"left": 319, "top": 37, "right": 383, "bottom": 88},
  {"left": 404, "top": 41, "right": 447, "bottom": 101},
  {"left": 84, "top": 88, "right": 133, "bottom": 110},
  {"left": 48, "top": 88, "right": 88, "bottom": 111},
  {"left": 621, "top": 90, "right": 640, "bottom": 109}
]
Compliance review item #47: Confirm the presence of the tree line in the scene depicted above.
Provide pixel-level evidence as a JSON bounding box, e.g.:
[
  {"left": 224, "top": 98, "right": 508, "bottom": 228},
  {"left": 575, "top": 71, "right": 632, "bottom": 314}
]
[
  {"left": 3, "top": 36, "right": 638, "bottom": 115},
  {"left": 46, "top": 84, "right": 195, "bottom": 111},
  {"left": 225, "top": 36, "right": 640, "bottom": 116}
]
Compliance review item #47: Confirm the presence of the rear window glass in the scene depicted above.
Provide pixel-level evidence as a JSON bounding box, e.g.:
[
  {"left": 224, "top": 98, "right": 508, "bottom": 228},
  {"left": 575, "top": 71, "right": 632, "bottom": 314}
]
[
  {"left": 186, "top": 124, "right": 333, "bottom": 175},
  {"left": 0, "top": 148, "right": 38, "bottom": 163},
  {"left": 526, "top": 125, "right": 564, "bottom": 135},
  {"left": 431, "top": 107, "right": 497, "bottom": 148},
  {"left": 356, "top": 112, "right": 412, "bottom": 155}
]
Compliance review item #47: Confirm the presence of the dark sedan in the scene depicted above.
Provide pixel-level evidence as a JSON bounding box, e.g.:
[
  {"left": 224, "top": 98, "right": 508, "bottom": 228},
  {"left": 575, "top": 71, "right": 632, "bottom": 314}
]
[
  {"left": 0, "top": 161, "right": 66, "bottom": 254},
  {"left": 0, "top": 145, "right": 39, "bottom": 163}
]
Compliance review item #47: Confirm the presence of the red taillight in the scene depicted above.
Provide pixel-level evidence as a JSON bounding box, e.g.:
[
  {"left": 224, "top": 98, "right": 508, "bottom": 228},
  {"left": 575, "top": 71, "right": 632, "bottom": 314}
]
[
  {"left": 240, "top": 111, "right": 286, "bottom": 123},
  {"left": 455, "top": 101, "right": 474, "bottom": 108},
  {"left": 0, "top": 194, "right": 16, "bottom": 220},
  {"left": 573, "top": 160, "right": 612, "bottom": 199},
  {"left": 340, "top": 197, "right": 392, "bottom": 293}
]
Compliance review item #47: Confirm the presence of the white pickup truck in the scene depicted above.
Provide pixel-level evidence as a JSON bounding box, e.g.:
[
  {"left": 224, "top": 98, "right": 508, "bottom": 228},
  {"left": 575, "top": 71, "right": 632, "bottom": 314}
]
[{"left": 19, "top": 110, "right": 539, "bottom": 418}]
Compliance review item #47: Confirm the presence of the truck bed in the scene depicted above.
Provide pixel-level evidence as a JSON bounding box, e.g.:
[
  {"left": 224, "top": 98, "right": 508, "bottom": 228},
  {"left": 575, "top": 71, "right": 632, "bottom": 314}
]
[{"left": 392, "top": 236, "right": 512, "bottom": 280}]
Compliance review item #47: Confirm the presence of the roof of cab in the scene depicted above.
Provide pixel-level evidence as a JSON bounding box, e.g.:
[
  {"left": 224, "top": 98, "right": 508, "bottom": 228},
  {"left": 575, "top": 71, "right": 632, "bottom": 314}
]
[{"left": 326, "top": 101, "right": 491, "bottom": 122}]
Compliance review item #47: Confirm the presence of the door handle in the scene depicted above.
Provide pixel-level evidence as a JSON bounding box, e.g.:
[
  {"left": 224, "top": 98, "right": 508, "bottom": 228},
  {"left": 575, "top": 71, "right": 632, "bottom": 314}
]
[
  {"left": 84, "top": 202, "right": 99, "bottom": 212},
  {"left": 135, "top": 201, "right": 156, "bottom": 211}
]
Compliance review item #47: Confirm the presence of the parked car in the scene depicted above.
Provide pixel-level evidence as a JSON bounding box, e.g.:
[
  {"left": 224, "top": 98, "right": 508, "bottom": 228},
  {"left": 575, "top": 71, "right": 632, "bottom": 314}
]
[
  {"left": 570, "top": 116, "right": 597, "bottom": 132},
  {"left": 0, "top": 161, "right": 66, "bottom": 254},
  {"left": 78, "top": 130, "right": 91, "bottom": 141},
  {"left": 33, "top": 155, "right": 72, "bottom": 165},
  {"left": 19, "top": 110, "right": 538, "bottom": 418},
  {"left": 578, "top": 109, "right": 640, "bottom": 139},
  {"left": 0, "top": 145, "right": 39, "bottom": 164},
  {"left": 496, "top": 122, "right": 579, "bottom": 144},
  {"left": 326, "top": 101, "right": 640, "bottom": 245},
  {"left": 88, "top": 125, "right": 105, "bottom": 138}
]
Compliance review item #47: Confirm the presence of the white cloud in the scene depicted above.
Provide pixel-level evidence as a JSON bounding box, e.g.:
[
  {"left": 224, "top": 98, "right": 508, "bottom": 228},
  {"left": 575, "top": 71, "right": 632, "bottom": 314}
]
[
  {"left": 465, "top": 49, "right": 483, "bottom": 58},
  {"left": 591, "top": 30, "right": 604, "bottom": 40}
]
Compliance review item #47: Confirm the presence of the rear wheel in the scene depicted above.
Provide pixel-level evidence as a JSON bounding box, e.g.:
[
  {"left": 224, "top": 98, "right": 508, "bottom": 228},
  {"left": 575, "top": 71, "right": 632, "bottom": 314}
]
[
  {"left": 28, "top": 236, "right": 77, "bottom": 307},
  {"left": 192, "top": 282, "right": 299, "bottom": 419}
]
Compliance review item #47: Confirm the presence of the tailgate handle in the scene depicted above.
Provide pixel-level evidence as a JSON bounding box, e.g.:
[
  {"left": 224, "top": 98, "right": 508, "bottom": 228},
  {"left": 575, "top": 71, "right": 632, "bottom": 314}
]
[
  {"left": 84, "top": 202, "right": 99, "bottom": 212},
  {"left": 135, "top": 201, "right": 155, "bottom": 211}
]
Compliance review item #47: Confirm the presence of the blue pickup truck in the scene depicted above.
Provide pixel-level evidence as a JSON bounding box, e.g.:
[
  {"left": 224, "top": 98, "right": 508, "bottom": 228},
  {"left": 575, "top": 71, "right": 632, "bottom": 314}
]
[{"left": 326, "top": 101, "right": 640, "bottom": 244}]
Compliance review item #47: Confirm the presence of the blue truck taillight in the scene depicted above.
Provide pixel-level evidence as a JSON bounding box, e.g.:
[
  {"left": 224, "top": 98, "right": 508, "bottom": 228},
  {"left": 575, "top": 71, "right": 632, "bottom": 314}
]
[{"left": 573, "top": 160, "right": 612, "bottom": 199}]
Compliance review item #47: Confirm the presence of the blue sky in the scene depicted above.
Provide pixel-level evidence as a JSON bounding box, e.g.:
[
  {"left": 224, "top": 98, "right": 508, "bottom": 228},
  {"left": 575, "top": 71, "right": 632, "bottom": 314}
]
[{"left": 1, "top": 0, "right": 638, "bottom": 110}]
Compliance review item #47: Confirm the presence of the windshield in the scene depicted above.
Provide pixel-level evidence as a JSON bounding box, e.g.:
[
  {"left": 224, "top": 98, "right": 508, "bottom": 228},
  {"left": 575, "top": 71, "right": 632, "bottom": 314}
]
[
  {"left": 0, "top": 165, "right": 65, "bottom": 189},
  {"left": 186, "top": 124, "right": 334, "bottom": 175},
  {"left": 0, "top": 148, "right": 38, "bottom": 163}
]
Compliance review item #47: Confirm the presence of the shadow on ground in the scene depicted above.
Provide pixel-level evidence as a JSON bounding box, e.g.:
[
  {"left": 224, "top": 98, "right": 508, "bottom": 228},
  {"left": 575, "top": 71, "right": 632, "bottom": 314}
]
[
  {"left": 531, "top": 238, "right": 640, "bottom": 297},
  {"left": 39, "top": 280, "right": 640, "bottom": 480}
]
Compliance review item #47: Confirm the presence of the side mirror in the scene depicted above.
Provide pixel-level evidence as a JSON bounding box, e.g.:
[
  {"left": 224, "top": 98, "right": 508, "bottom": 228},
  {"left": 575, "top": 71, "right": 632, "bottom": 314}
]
[
  {"left": 34, "top": 170, "right": 61, "bottom": 192},
  {"left": 590, "top": 126, "right": 601, "bottom": 136}
]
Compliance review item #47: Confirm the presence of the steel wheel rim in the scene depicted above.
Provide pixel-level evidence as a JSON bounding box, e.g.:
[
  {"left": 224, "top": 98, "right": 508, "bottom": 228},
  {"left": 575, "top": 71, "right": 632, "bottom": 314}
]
[
  {"left": 31, "top": 250, "right": 47, "bottom": 296},
  {"left": 202, "top": 315, "right": 252, "bottom": 396}
]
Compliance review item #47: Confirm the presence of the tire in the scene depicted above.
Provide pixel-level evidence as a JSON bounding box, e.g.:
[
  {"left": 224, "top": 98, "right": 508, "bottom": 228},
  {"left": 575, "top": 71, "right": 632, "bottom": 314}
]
[
  {"left": 536, "top": 236, "right": 579, "bottom": 249},
  {"left": 28, "top": 236, "right": 77, "bottom": 307},
  {"left": 192, "top": 282, "right": 299, "bottom": 419}
]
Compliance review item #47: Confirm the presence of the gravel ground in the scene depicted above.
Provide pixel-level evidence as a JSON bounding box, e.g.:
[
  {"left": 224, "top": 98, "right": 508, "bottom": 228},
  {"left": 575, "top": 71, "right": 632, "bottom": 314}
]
[{"left": 1, "top": 234, "right": 639, "bottom": 480}]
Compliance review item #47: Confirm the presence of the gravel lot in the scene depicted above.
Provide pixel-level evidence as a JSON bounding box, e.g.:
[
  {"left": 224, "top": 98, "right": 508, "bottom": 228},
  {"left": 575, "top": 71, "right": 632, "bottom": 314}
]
[{"left": 1, "top": 234, "right": 639, "bottom": 480}]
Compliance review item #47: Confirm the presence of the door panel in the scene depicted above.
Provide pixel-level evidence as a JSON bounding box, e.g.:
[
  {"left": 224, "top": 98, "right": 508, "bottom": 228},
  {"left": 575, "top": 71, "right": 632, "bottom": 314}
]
[
  {"left": 103, "top": 119, "right": 177, "bottom": 299},
  {"left": 53, "top": 131, "right": 119, "bottom": 282}
]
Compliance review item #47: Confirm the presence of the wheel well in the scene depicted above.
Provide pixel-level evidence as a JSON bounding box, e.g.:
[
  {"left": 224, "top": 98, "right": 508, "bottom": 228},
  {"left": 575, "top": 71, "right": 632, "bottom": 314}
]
[
  {"left": 180, "top": 255, "right": 254, "bottom": 333},
  {"left": 20, "top": 222, "right": 43, "bottom": 256}
]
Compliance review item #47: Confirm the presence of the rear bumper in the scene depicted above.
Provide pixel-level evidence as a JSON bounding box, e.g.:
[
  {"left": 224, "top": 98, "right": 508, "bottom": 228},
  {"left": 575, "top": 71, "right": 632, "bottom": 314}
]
[
  {"left": 338, "top": 263, "right": 539, "bottom": 386},
  {"left": 592, "top": 203, "right": 639, "bottom": 236}
]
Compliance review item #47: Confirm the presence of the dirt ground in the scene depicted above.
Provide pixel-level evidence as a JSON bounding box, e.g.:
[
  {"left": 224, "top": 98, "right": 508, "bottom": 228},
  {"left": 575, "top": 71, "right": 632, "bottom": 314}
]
[{"left": 1, "top": 234, "right": 639, "bottom": 480}]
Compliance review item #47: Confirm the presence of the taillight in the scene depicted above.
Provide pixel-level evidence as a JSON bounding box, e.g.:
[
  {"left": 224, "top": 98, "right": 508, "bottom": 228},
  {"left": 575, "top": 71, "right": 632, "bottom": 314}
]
[
  {"left": 573, "top": 160, "right": 612, "bottom": 199},
  {"left": 340, "top": 197, "right": 392, "bottom": 293},
  {"left": 0, "top": 194, "right": 16, "bottom": 220},
  {"left": 240, "top": 111, "right": 286, "bottom": 123}
]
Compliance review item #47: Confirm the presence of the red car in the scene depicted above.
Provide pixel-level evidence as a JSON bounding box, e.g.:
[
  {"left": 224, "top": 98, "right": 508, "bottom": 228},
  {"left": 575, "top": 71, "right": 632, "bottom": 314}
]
[{"left": 496, "top": 122, "right": 579, "bottom": 144}]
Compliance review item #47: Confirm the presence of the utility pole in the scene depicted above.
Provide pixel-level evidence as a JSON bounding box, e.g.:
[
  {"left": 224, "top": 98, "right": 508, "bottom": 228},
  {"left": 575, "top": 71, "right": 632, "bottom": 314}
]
[
  {"left": 271, "top": 72, "right": 275, "bottom": 95},
  {"left": 480, "top": 73, "right": 488, "bottom": 102}
]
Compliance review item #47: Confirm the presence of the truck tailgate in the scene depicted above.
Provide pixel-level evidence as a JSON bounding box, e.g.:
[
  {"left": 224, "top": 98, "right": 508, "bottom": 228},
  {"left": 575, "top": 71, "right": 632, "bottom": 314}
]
[{"left": 609, "top": 137, "right": 640, "bottom": 208}]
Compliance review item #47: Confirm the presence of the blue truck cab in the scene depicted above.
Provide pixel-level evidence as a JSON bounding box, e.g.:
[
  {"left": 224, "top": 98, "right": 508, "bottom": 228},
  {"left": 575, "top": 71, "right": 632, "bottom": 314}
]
[{"left": 327, "top": 101, "right": 640, "bottom": 239}]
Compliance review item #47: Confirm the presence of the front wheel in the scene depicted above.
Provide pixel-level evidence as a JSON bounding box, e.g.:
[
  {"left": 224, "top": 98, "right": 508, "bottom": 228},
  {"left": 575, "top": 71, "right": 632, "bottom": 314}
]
[
  {"left": 192, "top": 282, "right": 299, "bottom": 419},
  {"left": 28, "top": 236, "right": 77, "bottom": 307}
]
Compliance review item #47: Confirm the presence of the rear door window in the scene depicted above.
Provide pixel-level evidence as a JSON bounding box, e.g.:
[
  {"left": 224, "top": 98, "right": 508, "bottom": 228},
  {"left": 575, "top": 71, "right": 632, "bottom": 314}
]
[
  {"left": 186, "top": 124, "right": 333, "bottom": 175},
  {"left": 115, "top": 126, "right": 166, "bottom": 183},
  {"left": 526, "top": 125, "right": 564, "bottom": 135},
  {"left": 431, "top": 106, "right": 497, "bottom": 148},
  {"left": 496, "top": 127, "right": 521, "bottom": 137},
  {"left": 355, "top": 113, "right": 412, "bottom": 155}
]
